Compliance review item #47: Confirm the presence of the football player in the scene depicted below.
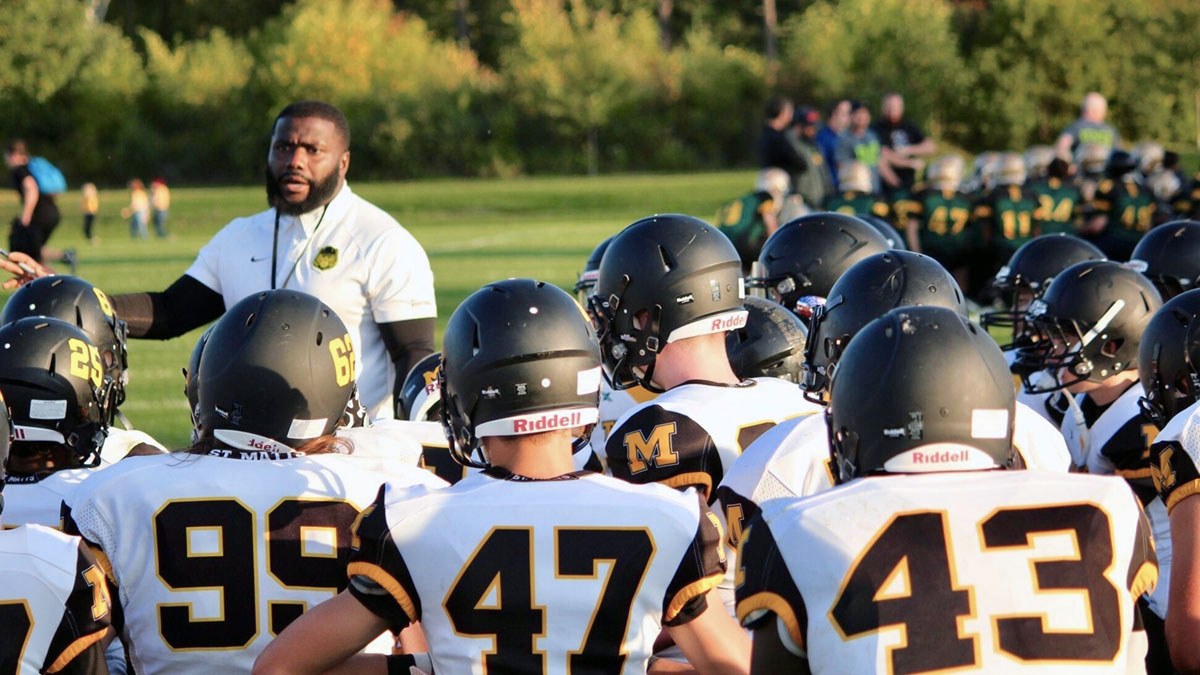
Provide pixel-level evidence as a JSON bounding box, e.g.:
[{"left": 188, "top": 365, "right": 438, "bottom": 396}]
[
  {"left": 1015, "top": 260, "right": 1171, "bottom": 665},
  {"left": 971, "top": 152, "right": 1041, "bottom": 281},
  {"left": 719, "top": 252, "right": 1070, "bottom": 551},
  {"left": 903, "top": 154, "right": 973, "bottom": 290},
  {"left": 1024, "top": 144, "right": 1055, "bottom": 182},
  {"left": 747, "top": 211, "right": 889, "bottom": 315},
  {"left": 1084, "top": 149, "right": 1157, "bottom": 260},
  {"left": 1140, "top": 289, "right": 1200, "bottom": 672},
  {"left": 1077, "top": 142, "right": 1111, "bottom": 204},
  {"left": 1031, "top": 157, "right": 1083, "bottom": 235},
  {"left": 726, "top": 296, "right": 807, "bottom": 384},
  {"left": 65, "top": 290, "right": 444, "bottom": 674},
  {"left": 1128, "top": 219, "right": 1200, "bottom": 300},
  {"left": 715, "top": 169, "right": 791, "bottom": 268},
  {"left": 824, "top": 162, "right": 889, "bottom": 221},
  {"left": 1, "top": 400, "right": 115, "bottom": 675},
  {"left": 253, "top": 279, "right": 750, "bottom": 674},
  {"left": 0, "top": 319, "right": 130, "bottom": 527},
  {"left": 574, "top": 236, "right": 658, "bottom": 463},
  {"left": 736, "top": 305, "right": 1157, "bottom": 673},
  {"left": 980, "top": 234, "right": 1107, "bottom": 422},
  {"left": 0, "top": 276, "right": 165, "bottom": 459}
]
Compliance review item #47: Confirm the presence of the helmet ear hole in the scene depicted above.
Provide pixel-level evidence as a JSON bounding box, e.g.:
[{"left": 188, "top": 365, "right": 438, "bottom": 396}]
[
  {"left": 1101, "top": 338, "right": 1124, "bottom": 358},
  {"left": 633, "top": 309, "right": 650, "bottom": 331},
  {"left": 1176, "top": 373, "right": 1191, "bottom": 396}
]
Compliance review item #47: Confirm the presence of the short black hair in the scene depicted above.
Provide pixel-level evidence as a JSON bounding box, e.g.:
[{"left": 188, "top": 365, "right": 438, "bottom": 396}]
[
  {"left": 764, "top": 96, "right": 793, "bottom": 120},
  {"left": 5, "top": 139, "right": 27, "bottom": 156},
  {"left": 1047, "top": 158, "right": 1070, "bottom": 180},
  {"left": 273, "top": 101, "right": 350, "bottom": 149}
]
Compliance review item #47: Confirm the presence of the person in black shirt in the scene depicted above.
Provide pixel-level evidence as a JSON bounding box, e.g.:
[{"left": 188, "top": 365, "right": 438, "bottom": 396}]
[
  {"left": 873, "top": 93, "right": 935, "bottom": 193},
  {"left": 757, "top": 96, "right": 808, "bottom": 178},
  {"left": 4, "top": 140, "right": 63, "bottom": 265}
]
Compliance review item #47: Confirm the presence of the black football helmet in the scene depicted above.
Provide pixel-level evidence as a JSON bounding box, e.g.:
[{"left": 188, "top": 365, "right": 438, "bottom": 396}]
[
  {"left": 747, "top": 212, "right": 889, "bottom": 317},
  {"left": 1129, "top": 220, "right": 1200, "bottom": 300},
  {"left": 1138, "top": 289, "right": 1200, "bottom": 428},
  {"left": 590, "top": 214, "right": 746, "bottom": 392},
  {"left": 398, "top": 352, "right": 443, "bottom": 422},
  {"left": 442, "top": 279, "right": 601, "bottom": 468},
  {"left": 182, "top": 324, "right": 215, "bottom": 442},
  {"left": 802, "top": 251, "right": 966, "bottom": 402},
  {"left": 980, "top": 234, "right": 1107, "bottom": 350},
  {"left": 857, "top": 213, "right": 907, "bottom": 250},
  {"left": 0, "top": 318, "right": 114, "bottom": 472},
  {"left": 827, "top": 306, "right": 1015, "bottom": 482},
  {"left": 574, "top": 235, "right": 614, "bottom": 303},
  {"left": 1, "top": 276, "right": 128, "bottom": 406},
  {"left": 726, "top": 296, "right": 807, "bottom": 383},
  {"left": 1015, "top": 261, "right": 1162, "bottom": 393},
  {"left": 196, "top": 290, "right": 356, "bottom": 451}
]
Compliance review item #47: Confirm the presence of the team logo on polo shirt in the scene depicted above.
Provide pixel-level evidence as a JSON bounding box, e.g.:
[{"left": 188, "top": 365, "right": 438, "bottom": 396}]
[{"left": 314, "top": 246, "right": 339, "bottom": 271}]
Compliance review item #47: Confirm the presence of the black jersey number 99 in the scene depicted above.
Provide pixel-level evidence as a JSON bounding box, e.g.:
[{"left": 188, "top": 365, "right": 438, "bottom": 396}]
[{"left": 154, "top": 497, "right": 359, "bottom": 651}]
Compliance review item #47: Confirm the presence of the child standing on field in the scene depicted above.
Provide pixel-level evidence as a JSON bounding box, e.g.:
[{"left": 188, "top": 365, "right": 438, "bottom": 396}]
[
  {"left": 150, "top": 177, "right": 170, "bottom": 238},
  {"left": 121, "top": 178, "right": 149, "bottom": 239},
  {"left": 81, "top": 182, "right": 98, "bottom": 244}
]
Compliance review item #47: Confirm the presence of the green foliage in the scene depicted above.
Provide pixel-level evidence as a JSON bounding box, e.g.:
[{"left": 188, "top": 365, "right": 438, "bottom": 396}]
[
  {"left": 0, "top": 0, "right": 93, "bottom": 103},
  {"left": 779, "top": 0, "right": 966, "bottom": 137}
]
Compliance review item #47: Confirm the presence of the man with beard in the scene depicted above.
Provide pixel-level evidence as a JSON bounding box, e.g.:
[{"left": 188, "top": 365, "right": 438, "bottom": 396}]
[{"left": 0, "top": 101, "right": 436, "bottom": 420}]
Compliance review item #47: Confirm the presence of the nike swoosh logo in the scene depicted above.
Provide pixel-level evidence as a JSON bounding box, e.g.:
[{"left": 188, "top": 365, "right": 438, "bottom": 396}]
[{"left": 250, "top": 255, "right": 269, "bottom": 262}]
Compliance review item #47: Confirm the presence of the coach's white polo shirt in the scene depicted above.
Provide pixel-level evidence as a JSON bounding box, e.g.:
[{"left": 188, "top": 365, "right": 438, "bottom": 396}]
[{"left": 185, "top": 183, "right": 436, "bottom": 419}]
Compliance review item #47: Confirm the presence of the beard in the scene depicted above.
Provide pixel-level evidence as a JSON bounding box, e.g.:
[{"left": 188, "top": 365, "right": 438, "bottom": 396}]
[{"left": 265, "top": 164, "right": 342, "bottom": 216}]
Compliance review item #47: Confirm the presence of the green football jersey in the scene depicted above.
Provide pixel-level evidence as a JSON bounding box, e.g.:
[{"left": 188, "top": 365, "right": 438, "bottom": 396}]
[
  {"left": 972, "top": 184, "right": 1040, "bottom": 256},
  {"left": 826, "top": 192, "right": 889, "bottom": 220},
  {"left": 909, "top": 188, "right": 973, "bottom": 255},
  {"left": 715, "top": 190, "right": 773, "bottom": 264},
  {"left": 1092, "top": 178, "right": 1156, "bottom": 249},
  {"left": 1030, "top": 177, "right": 1081, "bottom": 235}
]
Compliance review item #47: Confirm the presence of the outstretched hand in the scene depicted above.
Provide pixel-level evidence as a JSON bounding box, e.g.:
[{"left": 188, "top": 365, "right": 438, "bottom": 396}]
[{"left": 1, "top": 251, "right": 52, "bottom": 289}]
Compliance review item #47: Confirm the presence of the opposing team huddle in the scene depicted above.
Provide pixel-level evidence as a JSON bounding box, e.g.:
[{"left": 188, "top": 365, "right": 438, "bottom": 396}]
[{"left": 3, "top": 206, "right": 1200, "bottom": 674}]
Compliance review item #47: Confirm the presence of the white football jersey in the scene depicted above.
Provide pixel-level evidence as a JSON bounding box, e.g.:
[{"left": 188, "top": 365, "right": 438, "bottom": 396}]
[
  {"left": 589, "top": 381, "right": 657, "bottom": 468},
  {"left": 718, "top": 401, "right": 1070, "bottom": 549},
  {"left": 4, "top": 428, "right": 168, "bottom": 528},
  {"left": 1070, "top": 384, "right": 1171, "bottom": 618},
  {"left": 0, "top": 524, "right": 112, "bottom": 674},
  {"left": 737, "top": 469, "right": 1157, "bottom": 674},
  {"left": 604, "top": 377, "right": 820, "bottom": 497},
  {"left": 348, "top": 470, "right": 725, "bottom": 675},
  {"left": 336, "top": 419, "right": 426, "bottom": 465},
  {"left": 67, "top": 447, "right": 446, "bottom": 674}
]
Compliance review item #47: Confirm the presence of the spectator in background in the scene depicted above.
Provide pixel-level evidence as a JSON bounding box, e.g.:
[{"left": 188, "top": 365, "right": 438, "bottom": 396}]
[
  {"left": 81, "top": 182, "right": 99, "bottom": 244},
  {"left": 1055, "top": 92, "right": 1120, "bottom": 160},
  {"left": 4, "top": 140, "right": 63, "bottom": 265},
  {"left": 816, "top": 99, "right": 850, "bottom": 187},
  {"left": 122, "top": 178, "right": 150, "bottom": 239},
  {"left": 150, "top": 177, "right": 170, "bottom": 239},
  {"left": 873, "top": 92, "right": 935, "bottom": 193},
  {"left": 786, "top": 105, "right": 833, "bottom": 209},
  {"left": 758, "top": 95, "right": 808, "bottom": 178},
  {"left": 835, "top": 100, "right": 898, "bottom": 193}
]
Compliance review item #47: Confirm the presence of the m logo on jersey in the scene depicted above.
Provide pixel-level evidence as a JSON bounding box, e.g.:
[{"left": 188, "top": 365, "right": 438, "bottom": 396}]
[
  {"left": 625, "top": 422, "right": 678, "bottom": 474},
  {"left": 1151, "top": 445, "right": 1177, "bottom": 493}
]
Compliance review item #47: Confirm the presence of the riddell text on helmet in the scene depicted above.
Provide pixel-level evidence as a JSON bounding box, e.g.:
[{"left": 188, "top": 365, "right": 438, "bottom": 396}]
[
  {"left": 512, "top": 410, "right": 584, "bottom": 433},
  {"left": 711, "top": 314, "right": 747, "bottom": 332}
]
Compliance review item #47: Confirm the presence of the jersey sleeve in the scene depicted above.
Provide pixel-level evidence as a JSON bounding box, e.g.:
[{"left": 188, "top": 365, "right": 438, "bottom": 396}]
[
  {"left": 605, "top": 405, "right": 721, "bottom": 501},
  {"left": 1125, "top": 495, "right": 1159, "bottom": 601},
  {"left": 365, "top": 224, "right": 437, "bottom": 323},
  {"left": 734, "top": 513, "right": 807, "bottom": 651},
  {"left": 661, "top": 491, "right": 726, "bottom": 627},
  {"left": 41, "top": 541, "right": 113, "bottom": 675},
  {"left": 346, "top": 486, "right": 422, "bottom": 633},
  {"left": 183, "top": 222, "right": 233, "bottom": 293},
  {"left": 715, "top": 484, "right": 760, "bottom": 552},
  {"left": 1151, "top": 436, "right": 1200, "bottom": 513}
]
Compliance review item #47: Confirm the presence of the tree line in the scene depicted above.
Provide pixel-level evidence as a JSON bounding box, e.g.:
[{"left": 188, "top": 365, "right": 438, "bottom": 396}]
[{"left": 2, "top": 0, "right": 1197, "bottom": 185}]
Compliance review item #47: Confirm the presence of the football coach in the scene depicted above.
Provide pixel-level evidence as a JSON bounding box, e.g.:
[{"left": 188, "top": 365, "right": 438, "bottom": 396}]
[{"left": 5, "top": 101, "right": 436, "bottom": 420}]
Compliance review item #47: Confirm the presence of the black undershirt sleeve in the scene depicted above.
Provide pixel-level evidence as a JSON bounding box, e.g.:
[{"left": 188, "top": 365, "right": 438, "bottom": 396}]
[
  {"left": 110, "top": 275, "right": 226, "bottom": 340},
  {"left": 379, "top": 317, "right": 436, "bottom": 411}
]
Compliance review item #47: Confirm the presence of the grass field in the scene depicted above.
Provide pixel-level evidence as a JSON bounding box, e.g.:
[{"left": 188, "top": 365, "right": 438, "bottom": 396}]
[{"left": 0, "top": 171, "right": 757, "bottom": 448}]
